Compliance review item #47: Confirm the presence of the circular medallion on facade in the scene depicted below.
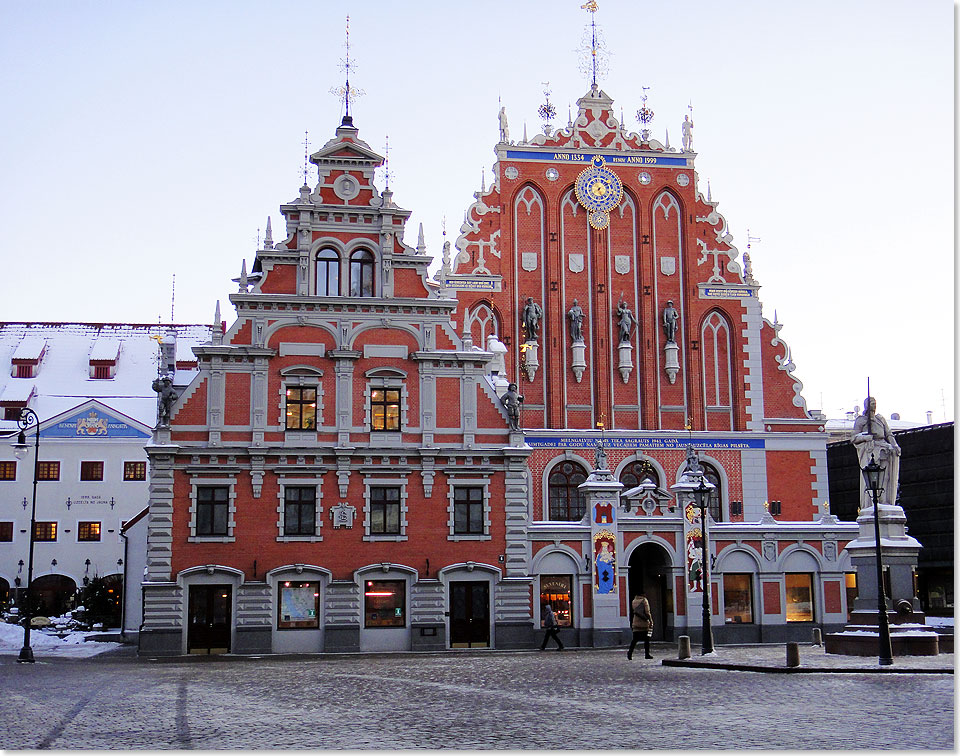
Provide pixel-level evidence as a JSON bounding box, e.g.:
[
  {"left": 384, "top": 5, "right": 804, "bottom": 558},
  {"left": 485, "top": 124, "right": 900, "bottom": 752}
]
[
  {"left": 545, "top": 167, "right": 559, "bottom": 181},
  {"left": 574, "top": 156, "right": 624, "bottom": 224},
  {"left": 676, "top": 173, "right": 690, "bottom": 187},
  {"left": 504, "top": 166, "right": 519, "bottom": 180},
  {"left": 333, "top": 174, "right": 361, "bottom": 201},
  {"left": 638, "top": 171, "right": 652, "bottom": 185}
]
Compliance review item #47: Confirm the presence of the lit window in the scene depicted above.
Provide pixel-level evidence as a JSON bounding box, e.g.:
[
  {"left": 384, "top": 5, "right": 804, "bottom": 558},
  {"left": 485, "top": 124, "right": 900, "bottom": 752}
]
[
  {"left": 845, "top": 573, "right": 858, "bottom": 621},
  {"left": 33, "top": 522, "right": 57, "bottom": 541},
  {"left": 285, "top": 387, "right": 317, "bottom": 430},
  {"left": 785, "top": 573, "right": 814, "bottom": 622},
  {"left": 78, "top": 521, "right": 101, "bottom": 542},
  {"left": 364, "top": 579, "right": 405, "bottom": 628},
  {"left": 454, "top": 487, "right": 484, "bottom": 535},
  {"left": 37, "top": 461, "right": 60, "bottom": 481},
  {"left": 0, "top": 461, "right": 16, "bottom": 481},
  {"left": 277, "top": 581, "right": 320, "bottom": 629},
  {"left": 124, "top": 461, "right": 146, "bottom": 481},
  {"left": 370, "top": 388, "right": 400, "bottom": 432},
  {"left": 539, "top": 575, "right": 573, "bottom": 627},
  {"left": 315, "top": 248, "right": 340, "bottom": 296},
  {"left": 723, "top": 573, "right": 754, "bottom": 624},
  {"left": 80, "top": 461, "right": 104, "bottom": 481},
  {"left": 283, "top": 487, "right": 316, "bottom": 536},
  {"left": 370, "top": 487, "right": 401, "bottom": 535}
]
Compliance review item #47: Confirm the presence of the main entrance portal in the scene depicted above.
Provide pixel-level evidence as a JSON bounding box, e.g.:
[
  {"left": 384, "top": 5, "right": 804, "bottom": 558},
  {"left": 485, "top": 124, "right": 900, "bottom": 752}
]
[
  {"left": 627, "top": 542, "right": 672, "bottom": 641},
  {"left": 187, "top": 585, "right": 232, "bottom": 654},
  {"left": 449, "top": 581, "right": 490, "bottom": 648}
]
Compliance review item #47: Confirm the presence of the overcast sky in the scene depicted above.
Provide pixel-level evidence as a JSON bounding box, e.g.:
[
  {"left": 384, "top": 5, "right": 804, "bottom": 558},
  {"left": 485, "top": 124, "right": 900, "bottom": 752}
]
[{"left": 0, "top": 1, "right": 953, "bottom": 424}]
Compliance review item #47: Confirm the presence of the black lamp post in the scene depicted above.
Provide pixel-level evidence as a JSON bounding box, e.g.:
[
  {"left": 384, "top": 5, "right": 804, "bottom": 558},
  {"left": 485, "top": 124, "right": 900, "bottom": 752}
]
[
  {"left": 12, "top": 407, "right": 40, "bottom": 663},
  {"left": 693, "top": 477, "right": 715, "bottom": 655},
  {"left": 862, "top": 453, "right": 894, "bottom": 666}
]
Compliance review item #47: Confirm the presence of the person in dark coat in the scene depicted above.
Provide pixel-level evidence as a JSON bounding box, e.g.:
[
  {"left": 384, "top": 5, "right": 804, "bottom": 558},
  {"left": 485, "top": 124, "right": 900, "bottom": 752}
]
[
  {"left": 627, "top": 592, "right": 654, "bottom": 660},
  {"left": 539, "top": 603, "right": 564, "bottom": 651}
]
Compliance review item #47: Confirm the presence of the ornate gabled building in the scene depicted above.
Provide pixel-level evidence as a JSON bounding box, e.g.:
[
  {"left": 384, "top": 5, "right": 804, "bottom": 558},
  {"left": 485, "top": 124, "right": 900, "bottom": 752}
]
[{"left": 139, "top": 77, "right": 892, "bottom": 654}]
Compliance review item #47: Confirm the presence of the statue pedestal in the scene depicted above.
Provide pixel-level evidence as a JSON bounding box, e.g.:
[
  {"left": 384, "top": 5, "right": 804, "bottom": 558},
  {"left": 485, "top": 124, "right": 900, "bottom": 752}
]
[
  {"left": 571, "top": 340, "right": 586, "bottom": 383},
  {"left": 522, "top": 341, "right": 539, "bottom": 382},
  {"left": 617, "top": 342, "right": 633, "bottom": 383},
  {"left": 664, "top": 341, "right": 680, "bottom": 384}
]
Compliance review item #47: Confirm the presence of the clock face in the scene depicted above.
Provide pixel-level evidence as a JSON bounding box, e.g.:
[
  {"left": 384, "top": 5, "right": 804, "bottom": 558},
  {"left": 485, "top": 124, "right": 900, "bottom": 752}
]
[
  {"left": 638, "top": 171, "right": 651, "bottom": 185},
  {"left": 574, "top": 156, "right": 623, "bottom": 214}
]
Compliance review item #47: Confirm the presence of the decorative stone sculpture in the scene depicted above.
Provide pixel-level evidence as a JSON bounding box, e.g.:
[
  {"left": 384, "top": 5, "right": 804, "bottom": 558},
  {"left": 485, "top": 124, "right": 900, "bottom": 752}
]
[
  {"left": 681, "top": 113, "right": 694, "bottom": 152},
  {"left": 522, "top": 297, "right": 543, "bottom": 342},
  {"left": 616, "top": 299, "right": 634, "bottom": 382},
  {"left": 567, "top": 299, "right": 585, "bottom": 342},
  {"left": 498, "top": 106, "right": 510, "bottom": 144},
  {"left": 662, "top": 300, "right": 681, "bottom": 384},
  {"left": 616, "top": 298, "right": 634, "bottom": 344},
  {"left": 499, "top": 382, "right": 524, "bottom": 431},
  {"left": 852, "top": 396, "right": 901, "bottom": 507},
  {"left": 662, "top": 300, "right": 679, "bottom": 343},
  {"left": 151, "top": 374, "right": 178, "bottom": 427}
]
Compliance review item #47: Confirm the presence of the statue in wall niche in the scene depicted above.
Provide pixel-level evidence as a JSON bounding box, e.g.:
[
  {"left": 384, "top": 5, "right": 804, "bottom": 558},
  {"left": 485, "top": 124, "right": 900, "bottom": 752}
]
[
  {"left": 567, "top": 299, "right": 585, "bottom": 342},
  {"left": 522, "top": 297, "right": 543, "bottom": 342},
  {"left": 500, "top": 382, "right": 524, "bottom": 431},
  {"left": 151, "top": 374, "right": 178, "bottom": 427},
  {"left": 852, "top": 396, "right": 901, "bottom": 506},
  {"left": 616, "top": 298, "right": 634, "bottom": 343},
  {"left": 498, "top": 106, "right": 510, "bottom": 144},
  {"left": 662, "top": 300, "right": 680, "bottom": 343},
  {"left": 594, "top": 437, "right": 608, "bottom": 470}
]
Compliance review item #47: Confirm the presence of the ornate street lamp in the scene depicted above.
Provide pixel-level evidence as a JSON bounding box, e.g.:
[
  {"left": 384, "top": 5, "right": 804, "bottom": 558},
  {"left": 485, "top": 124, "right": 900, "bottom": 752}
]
[
  {"left": 11, "top": 407, "right": 40, "bottom": 663},
  {"left": 862, "top": 453, "right": 894, "bottom": 666}
]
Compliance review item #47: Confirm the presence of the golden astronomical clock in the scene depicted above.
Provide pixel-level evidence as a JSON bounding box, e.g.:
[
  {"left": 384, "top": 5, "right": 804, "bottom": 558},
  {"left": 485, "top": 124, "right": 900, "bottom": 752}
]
[{"left": 574, "top": 155, "right": 623, "bottom": 230}]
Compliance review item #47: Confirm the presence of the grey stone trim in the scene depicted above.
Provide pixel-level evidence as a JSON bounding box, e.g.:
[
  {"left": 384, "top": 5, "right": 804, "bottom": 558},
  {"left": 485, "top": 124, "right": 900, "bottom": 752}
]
[
  {"left": 809, "top": 447, "right": 830, "bottom": 518},
  {"left": 137, "top": 628, "right": 181, "bottom": 656},
  {"left": 502, "top": 447, "right": 532, "bottom": 577},
  {"left": 740, "top": 448, "right": 769, "bottom": 521},
  {"left": 410, "top": 579, "right": 445, "bottom": 624},
  {"left": 234, "top": 626, "right": 271, "bottom": 654},
  {"left": 740, "top": 297, "right": 765, "bottom": 431},
  {"left": 494, "top": 577, "right": 534, "bottom": 623},
  {"left": 145, "top": 448, "right": 175, "bottom": 581},
  {"left": 325, "top": 580, "right": 361, "bottom": 625},
  {"left": 324, "top": 624, "right": 360, "bottom": 653},
  {"left": 236, "top": 582, "right": 272, "bottom": 628},
  {"left": 141, "top": 582, "right": 182, "bottom": 630}
]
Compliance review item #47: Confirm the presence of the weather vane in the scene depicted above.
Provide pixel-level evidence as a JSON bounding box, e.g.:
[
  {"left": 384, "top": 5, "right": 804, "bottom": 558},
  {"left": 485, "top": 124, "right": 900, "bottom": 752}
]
[
  {"left": 578, "top": 1, "right": 609, "bottom": 87},
  {"left": 383, "top": 135, "right": 392, "bottom": 190},
  {"left": 302, "top": 130, "right": 311, "bottom": 186},
  {"left": 538, "top": 82, "right": 557, "bottom": 135},
  {"left": 636, "top": 86, "right": 654, "bottom": 140},
  {"left": 329, "top": 15, "right": 365, "bottom": 118}
]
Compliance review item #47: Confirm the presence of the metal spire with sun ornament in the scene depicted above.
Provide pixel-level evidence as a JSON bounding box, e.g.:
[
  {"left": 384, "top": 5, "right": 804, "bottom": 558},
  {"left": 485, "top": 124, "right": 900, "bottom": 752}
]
[
  {"left": 578, "top": 1, "right": 610, "bottom": 88},
  {"left": 329, "top": 15, "right": 365, "bottom": 123}
]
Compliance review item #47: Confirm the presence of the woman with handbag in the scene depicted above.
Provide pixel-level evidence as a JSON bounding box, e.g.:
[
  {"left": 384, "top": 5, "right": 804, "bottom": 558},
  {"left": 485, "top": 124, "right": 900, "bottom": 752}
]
[{"left": 627, "top": 592, "right": 654, "bottom": 660}]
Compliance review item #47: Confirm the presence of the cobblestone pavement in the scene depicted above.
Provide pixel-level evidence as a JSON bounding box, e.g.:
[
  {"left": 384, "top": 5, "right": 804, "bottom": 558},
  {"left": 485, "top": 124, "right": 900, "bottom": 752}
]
[{"left": 1, "top": 644, "right": 954, "bottom": 750}]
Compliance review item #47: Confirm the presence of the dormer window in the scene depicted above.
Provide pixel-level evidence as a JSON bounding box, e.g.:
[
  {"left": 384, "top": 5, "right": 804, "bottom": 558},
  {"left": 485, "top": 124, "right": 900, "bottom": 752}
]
[
  {"left": 0, "top": 382, "right": 35, "bottom": 421},
  {"left": 350, "top": 249, "right": 375, "bottom": 297},
  {"left": 316, "top": 248, "right": 340, "bottom": 296},
  {"left": 89, "top": 338, "right": 120, "bottom": 380},
  {"left": 11, "top": 337, "right": 46, "bottom": 379}
]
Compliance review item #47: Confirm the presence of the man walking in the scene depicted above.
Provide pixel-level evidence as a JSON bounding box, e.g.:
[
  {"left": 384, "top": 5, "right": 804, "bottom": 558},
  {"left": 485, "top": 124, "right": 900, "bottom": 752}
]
[
  {"left": 627, "top": 592, "right": 654, "bottom": 660},
  {"left": 540, "top": 603, "right": 564, "bottom": 651}
]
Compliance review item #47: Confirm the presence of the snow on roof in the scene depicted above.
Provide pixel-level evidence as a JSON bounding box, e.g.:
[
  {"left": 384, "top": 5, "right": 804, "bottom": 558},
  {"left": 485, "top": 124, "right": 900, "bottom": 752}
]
[
  {"left": 11, "top": 336, "right": 45, "bottom": 361},
  {"left": 0, "top": 323, "right": 212, "bottom": 430},
  {"left": 0, "top": 380, "right": 35, "bottom": 403}
]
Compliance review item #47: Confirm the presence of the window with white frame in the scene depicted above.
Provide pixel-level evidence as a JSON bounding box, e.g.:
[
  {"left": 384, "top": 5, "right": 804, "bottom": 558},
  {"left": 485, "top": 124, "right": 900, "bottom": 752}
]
[
  {"left": 277, "top": 480, "right": 323, "bottom": 541},
  {"left": 315, "top": 247, "right": 340, "bottom": 296},
  {"left": 365, "top": 372, "right": 407, "bottom": 435},
  {"left": 447, "top": 482, "right": 491, "bottom": 539},
  {"left": 363, "top": 480, "right": 408, "bottom": 541},
  {"left": 189, "top": 479, "right": 236, "bottom": 542}
]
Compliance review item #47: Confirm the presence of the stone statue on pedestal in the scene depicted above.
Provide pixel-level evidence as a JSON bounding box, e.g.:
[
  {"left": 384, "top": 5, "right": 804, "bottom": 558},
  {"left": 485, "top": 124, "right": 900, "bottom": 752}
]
[
  {"left": 500, "top": 382, "right": 524, "bottom": 431},
  {"left": 152, "top": 374, "right": 178, "bottom": 427},
  {"left": 567, "top": 299, "right": 585, "bottom": 342},
  {"left": 852, "top": 396, "right": 901, "bottom": 506},
  {"left": 616, "top": 299, "right": 634, "bottom": 344},
  {"left": 522, "top": 297, "right": 542, "bottom": 342},
  {"left": 662, "top": 300, "right": 679, "bottom": 343}
]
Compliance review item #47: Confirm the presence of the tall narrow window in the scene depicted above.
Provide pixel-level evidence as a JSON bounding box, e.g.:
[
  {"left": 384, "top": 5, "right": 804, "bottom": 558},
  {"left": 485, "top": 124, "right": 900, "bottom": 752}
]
[
  {"left": 370, "top": 486, "right": 401, "bottom": 535},
  {"left": 349, "top": 249, "right": 375, "bottom": 297},
  {"left": 196, "top": 486, "right": 229, "bottom": 536},
  {"left": 723, "top": 574, "right": 754, "bottom": 624},
  {"left": 285, "top": 387, "right": 317, "bottom": 430},
  {"left": 540, "top": 575, "right": 573, "bottom": 627},
  {"left": 785, "top": 573, "right": 814, "bottom": 622},
  {"left": 454, "top": 487, "right": 484, "bottom": 535},
  {"left": 315, "top": 248, "right": 340, "bottom": 296},
  {"left": 701, "top": 462, "right": 723, "bottom": 522},
  {"left": 283, "top": 487, "right": 317, "bottom": 536},
  {"left": 370, "top": 388, "right": 400, "bottom": 432},
  {"left": 548, "top": 462, "right": 588, "bottom": 521}
]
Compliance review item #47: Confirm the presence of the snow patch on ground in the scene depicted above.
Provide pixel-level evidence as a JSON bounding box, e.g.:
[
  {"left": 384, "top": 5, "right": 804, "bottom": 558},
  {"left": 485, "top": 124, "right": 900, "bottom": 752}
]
[{"left": 0, "top": 621, "right": 122, "bottom": 657}]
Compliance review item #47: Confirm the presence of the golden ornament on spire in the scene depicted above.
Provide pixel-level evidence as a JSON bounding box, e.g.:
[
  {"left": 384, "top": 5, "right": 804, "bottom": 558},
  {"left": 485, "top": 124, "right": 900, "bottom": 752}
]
[{"left": 581, "top": 1, "right": 598, "bottom": 11}]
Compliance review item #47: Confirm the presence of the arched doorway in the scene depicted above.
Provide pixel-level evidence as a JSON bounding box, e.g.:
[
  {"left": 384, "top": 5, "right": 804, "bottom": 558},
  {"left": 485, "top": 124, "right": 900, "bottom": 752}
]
[
  {"left": 0, "top": 577, "right": 10, "bottom": 610},
  {"left": 628, "top": 542, "right": 672, "bottom": 641},
  {"left": 29, "top": 574, "right": 78, "bottom": 618}
]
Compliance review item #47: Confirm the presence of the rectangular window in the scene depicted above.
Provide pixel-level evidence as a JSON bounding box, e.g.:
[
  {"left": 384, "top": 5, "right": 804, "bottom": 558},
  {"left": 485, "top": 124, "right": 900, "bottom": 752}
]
[
  {"left": 453, "top": 487, "right": 484, "bottom": 535},
  {"left": 93, "top": 365, "right": 112, "bottom": 380},
  {"left": 723, "top": 573, "right": 754, "bottom": 624},
  {"left": 364, "top": 579, "right": 405, "bottom": 628},
  {"left": 785, "top": 573, "right": 814, "bottom": 622},
  {"left": 196, "top": 486, "right": 229, "bottom": 536},
  {"left": 78, "top": 521, "right": 101, "bottom": 542},
  {"left": 16, "top": 364, "right": 34, "bottom": 378},
  {"left": 3, "top": 406, "right": 23, "bottom": 421},
  {"left": 370, "top": 486, "right": 401, "bottom": 534},
  {"left": 80, "top": 461, "right": 104, "bottom": 481},
  {"left": 285, "top": 387, "right": 317, "bottom": 430},
  {"left": 370, "top": 388, "right": 400, "bottom": 431},
  {"left": 33, "top": 521, "right": 57, "bottom": 541},
  {"left": 845, "top": 572, "right": 858, "bottom": 621},
  {"left": 37, "top": 461, "right": 60, "bottom": 481},
  {"left": 283, "top": 487, "right": 317, "bottom": 536},
  {"left": 277, "top": 581, "right": 320, "bottom": 629},
  {"left": 539, "top": 575, "right": 573, "bottom": 627},
  {"left": 0, "top": 461, "right": 16, "bottom": 480},
  {"left": 124, "top": 461, "right": 146, "bottom": 481},
  {"left": 0, "top": 521, "right": 13, "bottom": 541}
]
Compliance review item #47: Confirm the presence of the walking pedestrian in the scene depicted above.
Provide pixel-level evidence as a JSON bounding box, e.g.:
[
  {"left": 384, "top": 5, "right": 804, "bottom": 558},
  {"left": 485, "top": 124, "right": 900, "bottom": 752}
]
[
  {"left": 627, "top": 592, "right": 654, "bottom": 660},
  {"left": 539, "top": 603, "right": 564, "bottom": 651}
]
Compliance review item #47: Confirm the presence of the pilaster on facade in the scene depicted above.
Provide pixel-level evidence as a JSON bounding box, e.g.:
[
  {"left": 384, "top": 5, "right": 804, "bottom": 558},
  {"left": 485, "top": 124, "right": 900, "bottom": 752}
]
[
  {"left": 410, "top": 580, "right": 445, "bottom": 625},
  {"left": 502, "top": 446, "right": 533, "bottom": 577},
  {"left": 145, "top": 445, "right": 176, "bottom": 581},
  {"left": 494, "top": 577, "right": 534, "bottom": 623},
  {"left": 324, "top": 580, "right": 362, "bottom": 625}
]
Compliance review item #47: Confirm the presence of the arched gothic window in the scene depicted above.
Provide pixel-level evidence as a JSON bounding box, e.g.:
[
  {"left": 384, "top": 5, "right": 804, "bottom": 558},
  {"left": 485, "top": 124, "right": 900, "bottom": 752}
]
[
  {"left": 701, "top": 462, "right": 723, "bottom": 522},
  {"left": 548, "top": 461, "right": 588, "bottom": 521},
  {"left": 466, "top": 303, "right": 498, "bottom": 346},
  {"left": 619, "top": 460, "right": 661, "bottom": 490},
  {"left": 316, "top": 248, "right": 339, "bottom": 296},
  {"left": 349, "top": 249, "right": 375, "bottom": 297}
]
